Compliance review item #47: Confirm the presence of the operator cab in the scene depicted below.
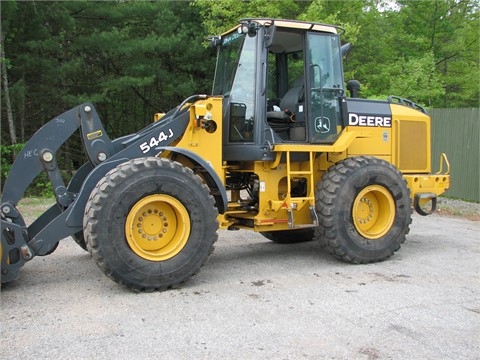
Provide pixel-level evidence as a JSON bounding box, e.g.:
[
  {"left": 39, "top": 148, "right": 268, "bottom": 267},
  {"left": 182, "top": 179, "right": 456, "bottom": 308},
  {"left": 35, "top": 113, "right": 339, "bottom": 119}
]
[{"left": 211, "top": 19, "right": 346, "bottom": 161}]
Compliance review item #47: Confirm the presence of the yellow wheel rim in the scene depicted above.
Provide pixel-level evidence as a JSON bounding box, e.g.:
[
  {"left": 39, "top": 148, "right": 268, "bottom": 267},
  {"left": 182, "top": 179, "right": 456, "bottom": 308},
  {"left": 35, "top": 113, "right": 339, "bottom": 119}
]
[
  {"left": 125, "top": 194, "right": 190, "bottom": 261},
  {"left": 352, "top": 185, "right": 395, "bottom": 239}
]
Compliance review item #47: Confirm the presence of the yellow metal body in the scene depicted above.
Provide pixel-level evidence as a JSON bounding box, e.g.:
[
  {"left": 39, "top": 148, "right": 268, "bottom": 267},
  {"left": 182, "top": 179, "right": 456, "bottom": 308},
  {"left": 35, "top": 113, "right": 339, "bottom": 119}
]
[
  {"left": 153, "top": 112, "right": 166, "bottom": 122},
  {"left": 156, "top": 97, "right": 450, "bottom": 232}
]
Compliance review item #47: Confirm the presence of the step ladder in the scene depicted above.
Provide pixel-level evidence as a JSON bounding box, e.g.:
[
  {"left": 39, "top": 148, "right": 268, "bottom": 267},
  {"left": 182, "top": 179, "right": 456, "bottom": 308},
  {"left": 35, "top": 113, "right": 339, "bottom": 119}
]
[{"left": 271, "top": 150, "right": 319, "bottom": 228}]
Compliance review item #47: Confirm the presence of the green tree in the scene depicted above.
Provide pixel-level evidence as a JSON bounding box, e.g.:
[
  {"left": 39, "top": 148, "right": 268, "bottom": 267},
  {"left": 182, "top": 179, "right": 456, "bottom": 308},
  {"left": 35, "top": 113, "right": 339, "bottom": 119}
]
[
  {"left": 63, "top": 0, "right": 214, "bottom": 135},
  {"left": 296, "top": 0, "right": 479, "bottom": 107},
  {"left": 2, "top": 0, "right": 478, "bottom": 156},
  {"left": 352, "top": 0, "right": 479, "bottom": 107},
  {"left": 195, "top": 0, "right": 308, "bottom": 35},
  {"left": 1, "top": 0, "right": 214, "bottom": 141},
  {"left": 1, "top": 0, "right": 215, "bottom": 185},
  {"left": 395, "top": 0, "right": 479, "bottom": 107}
]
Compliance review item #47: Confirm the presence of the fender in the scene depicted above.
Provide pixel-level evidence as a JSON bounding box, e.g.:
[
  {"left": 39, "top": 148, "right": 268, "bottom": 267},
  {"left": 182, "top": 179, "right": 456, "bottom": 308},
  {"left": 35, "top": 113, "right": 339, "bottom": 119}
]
[
  {"left": 158, "top": 146, "right": 228, "bottom": 214},
  {"left": 66, "top": 145, "right": 229, "bottom": 231}
]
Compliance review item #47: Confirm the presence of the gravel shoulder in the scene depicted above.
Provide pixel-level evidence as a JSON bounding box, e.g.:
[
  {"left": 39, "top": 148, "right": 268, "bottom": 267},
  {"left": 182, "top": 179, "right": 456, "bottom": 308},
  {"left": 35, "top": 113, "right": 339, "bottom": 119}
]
[
  {"left": 435, "top": 197, "right": 480, "bottom": 221},
  {"left": 1, "top": 198, "right": 479, "bottom": 359}
]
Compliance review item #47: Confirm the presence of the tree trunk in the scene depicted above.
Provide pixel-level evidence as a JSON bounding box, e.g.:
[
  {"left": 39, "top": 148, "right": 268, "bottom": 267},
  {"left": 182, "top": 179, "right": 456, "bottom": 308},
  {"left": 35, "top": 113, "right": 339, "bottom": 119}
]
[{"left": 1, "top": 32, "right": 17, "bottom": 145}]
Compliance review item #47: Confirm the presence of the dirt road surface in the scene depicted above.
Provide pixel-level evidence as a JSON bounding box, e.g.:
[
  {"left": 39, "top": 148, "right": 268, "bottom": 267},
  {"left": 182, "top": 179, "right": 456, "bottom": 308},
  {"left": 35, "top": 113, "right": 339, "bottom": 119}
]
[{"left": 1, "top": 213, "right": 479, "bottom": 359}]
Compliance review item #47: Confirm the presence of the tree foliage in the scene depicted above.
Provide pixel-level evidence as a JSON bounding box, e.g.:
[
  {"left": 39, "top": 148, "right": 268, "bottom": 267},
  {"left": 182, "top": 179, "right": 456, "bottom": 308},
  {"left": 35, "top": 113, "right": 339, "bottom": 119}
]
[
  {"left": 1, "top": 0, "right": 478, "bottom": 161},
  {"left": 1, "top": 0, "right": 213, "bottom": 144}
]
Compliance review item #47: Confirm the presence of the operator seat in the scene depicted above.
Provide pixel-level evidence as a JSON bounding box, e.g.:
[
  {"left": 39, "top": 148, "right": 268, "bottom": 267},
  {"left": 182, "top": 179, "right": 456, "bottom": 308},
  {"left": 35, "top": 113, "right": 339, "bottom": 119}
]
[{"left": 267, "top": 77, "right": 304, "bottom": 122}]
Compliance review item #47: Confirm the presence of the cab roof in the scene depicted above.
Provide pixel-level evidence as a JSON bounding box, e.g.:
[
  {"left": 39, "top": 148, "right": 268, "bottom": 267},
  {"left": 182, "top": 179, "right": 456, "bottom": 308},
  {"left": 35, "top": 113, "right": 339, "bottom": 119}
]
[{"left": 239, "top": 18, "right": 341, "bottom": 35}]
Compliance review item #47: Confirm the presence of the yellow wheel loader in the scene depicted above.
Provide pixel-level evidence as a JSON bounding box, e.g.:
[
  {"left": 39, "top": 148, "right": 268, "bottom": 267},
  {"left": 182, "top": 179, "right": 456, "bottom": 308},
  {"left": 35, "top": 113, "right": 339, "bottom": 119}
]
[{"left": 1, "top": 19, "right": 450, "bottom": 291}]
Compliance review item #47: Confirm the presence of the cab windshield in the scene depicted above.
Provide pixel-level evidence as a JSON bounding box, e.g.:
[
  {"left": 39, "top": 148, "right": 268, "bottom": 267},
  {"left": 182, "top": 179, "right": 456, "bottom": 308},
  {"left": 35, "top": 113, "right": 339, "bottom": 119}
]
[
  {"left": 212, "top": 32, "right": 246, "bottom": 96},
  {"left": 213, "top": 30, "right": 257, "bottom": 143}
]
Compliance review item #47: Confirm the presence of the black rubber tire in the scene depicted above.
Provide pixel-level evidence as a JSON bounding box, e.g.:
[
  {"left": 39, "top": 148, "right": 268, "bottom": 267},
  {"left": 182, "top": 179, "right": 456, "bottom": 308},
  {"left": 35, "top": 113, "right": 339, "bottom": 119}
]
[
  {"left": 315, "top": 156, "right": 412, "bottom": 263},
  {"left": 72, "top": 231, "right": 88, "bottom": 251},
  {"left": 260, "top": 228, "right": 314, "bottom": 244},
  {"left": 83, "top": 157, "right": 218, "bottom": 292}
]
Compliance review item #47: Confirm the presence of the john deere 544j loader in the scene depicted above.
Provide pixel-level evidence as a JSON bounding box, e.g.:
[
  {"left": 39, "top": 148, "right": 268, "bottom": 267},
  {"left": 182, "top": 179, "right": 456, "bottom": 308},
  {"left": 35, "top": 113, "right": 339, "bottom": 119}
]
[{"left": 1, "top": 19, "right": 450, "bottom": 291}]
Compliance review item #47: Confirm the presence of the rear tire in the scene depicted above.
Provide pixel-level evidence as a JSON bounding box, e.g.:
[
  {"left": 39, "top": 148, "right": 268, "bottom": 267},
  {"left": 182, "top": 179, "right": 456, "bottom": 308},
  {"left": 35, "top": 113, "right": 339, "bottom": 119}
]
[
  {"left": 315, "top": 156, "right": 411, "bottom": 263},
  {"left": 260, "top": 228, "right": 314, "bottom": 244},
  {"left": 83, "top": 157, "right": 218, "bottom": 291}
]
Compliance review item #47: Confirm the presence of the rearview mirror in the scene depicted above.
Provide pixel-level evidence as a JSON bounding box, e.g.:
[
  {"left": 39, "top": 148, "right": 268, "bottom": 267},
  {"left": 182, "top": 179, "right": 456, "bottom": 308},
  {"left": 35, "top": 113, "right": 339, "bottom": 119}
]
[{"left": 341, "top": 43, "right": 351, "bottom": 56}]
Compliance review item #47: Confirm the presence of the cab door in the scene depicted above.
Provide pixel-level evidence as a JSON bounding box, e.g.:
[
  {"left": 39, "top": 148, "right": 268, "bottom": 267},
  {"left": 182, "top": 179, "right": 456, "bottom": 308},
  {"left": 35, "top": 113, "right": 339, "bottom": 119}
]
[{"left": 305, "top": 32, "right": 345, "bottom": 143}]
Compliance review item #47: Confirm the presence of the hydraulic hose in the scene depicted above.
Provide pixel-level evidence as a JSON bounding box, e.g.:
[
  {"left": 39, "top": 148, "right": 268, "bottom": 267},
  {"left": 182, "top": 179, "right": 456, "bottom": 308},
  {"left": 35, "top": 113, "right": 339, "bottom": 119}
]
[{"left": 170, "top": 94, "right": 208, "bottom": 120}]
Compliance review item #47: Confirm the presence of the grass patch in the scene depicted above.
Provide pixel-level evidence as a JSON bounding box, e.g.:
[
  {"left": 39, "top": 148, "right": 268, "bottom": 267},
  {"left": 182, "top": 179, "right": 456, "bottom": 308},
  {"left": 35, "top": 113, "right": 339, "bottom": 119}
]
[{"left": 17, "top": 197, "right": 55, "bottom": 224}]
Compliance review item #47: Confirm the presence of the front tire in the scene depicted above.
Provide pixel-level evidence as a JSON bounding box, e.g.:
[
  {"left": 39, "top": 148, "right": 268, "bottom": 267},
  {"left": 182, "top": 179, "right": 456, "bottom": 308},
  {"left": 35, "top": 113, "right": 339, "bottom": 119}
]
[
  {"left": 83, "top": 157, "right": 218, "bottom": 291},
  {"left": 315, "top": 156, "right": 412, "bottom": 263},
  {"left": 72, "top": 232, "right": 87, "bottom": 251}
]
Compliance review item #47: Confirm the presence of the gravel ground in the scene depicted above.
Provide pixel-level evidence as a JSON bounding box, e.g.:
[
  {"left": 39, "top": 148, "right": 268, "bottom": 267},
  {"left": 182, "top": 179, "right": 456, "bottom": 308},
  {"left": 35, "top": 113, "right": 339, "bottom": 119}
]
[
  {"left": 1, "top": 198, "right": 479, "bottom": 359},
  {"left": 436, "top": 197, "right": 480, "bottom": 220}
]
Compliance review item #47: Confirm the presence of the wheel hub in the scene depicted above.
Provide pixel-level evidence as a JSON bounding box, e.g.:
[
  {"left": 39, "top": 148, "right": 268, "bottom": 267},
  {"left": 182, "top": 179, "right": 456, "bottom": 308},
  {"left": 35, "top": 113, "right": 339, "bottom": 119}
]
[
  {"left": 353, "top": 185, "right": 395, "bottom": 239},
  {"left": 356, "top": 197, "right": 375, "bottom": 224},
  {"left": 125, "top": 194, "right": 190, "bottom": 260},
  {"left": 134, "top": 210, "right": 171, "bottom": 247}
]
